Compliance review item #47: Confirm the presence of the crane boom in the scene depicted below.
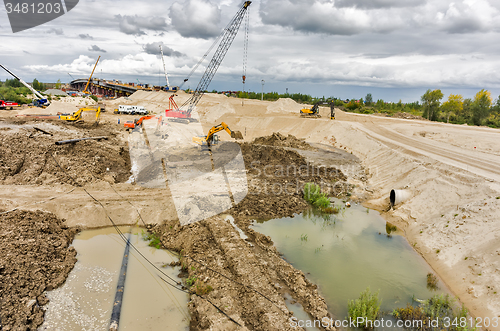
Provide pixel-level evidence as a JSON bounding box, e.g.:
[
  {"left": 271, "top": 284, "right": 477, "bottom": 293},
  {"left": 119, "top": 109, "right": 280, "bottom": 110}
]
[
  {"left": 159, "top": 45, "right": 170, "bottom": 88},
  {"left": 83, "top": 56, "right": 100, "bottom": 94},
  {"left": 0, "top": 64, "right": 44, "bottom": 100},
  {"left": 0, "top": 63, "right": 49, "bottom": 106},
  {"left": 166, "top": 1, "right": 251, "bottom": 122}
]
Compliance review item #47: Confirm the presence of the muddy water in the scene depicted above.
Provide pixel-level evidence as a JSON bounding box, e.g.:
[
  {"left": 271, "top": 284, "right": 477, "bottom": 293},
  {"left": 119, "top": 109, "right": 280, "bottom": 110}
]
[
  {"left": 40, "top": 227, "right": 189, "bottom": 331},
  {"left": 252, "top": 201, "right": 449, "bottom": 324}
]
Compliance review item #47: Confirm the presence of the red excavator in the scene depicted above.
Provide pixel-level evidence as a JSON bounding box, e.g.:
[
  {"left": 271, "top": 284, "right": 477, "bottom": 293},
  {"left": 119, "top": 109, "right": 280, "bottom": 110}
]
[{"left": 124, "top": 115, "right": 155, "bottom": 129}]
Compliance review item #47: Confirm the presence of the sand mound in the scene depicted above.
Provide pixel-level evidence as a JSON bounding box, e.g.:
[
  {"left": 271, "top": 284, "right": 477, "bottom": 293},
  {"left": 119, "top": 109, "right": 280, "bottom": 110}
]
[{"left": 266, "top": 98, "right": 303, "bottom": 114}]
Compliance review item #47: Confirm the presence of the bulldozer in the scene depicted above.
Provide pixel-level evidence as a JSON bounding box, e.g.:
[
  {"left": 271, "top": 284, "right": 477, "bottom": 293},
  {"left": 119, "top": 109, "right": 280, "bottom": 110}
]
[
  {"left": 60, "top": 107, "right": 101, "bottom": 124},
  {"left": 192, "top": 122, "right": 243, "bottom": 150},
  {"left": 300, "top": 100, "right": 335, "bottom": 119}
]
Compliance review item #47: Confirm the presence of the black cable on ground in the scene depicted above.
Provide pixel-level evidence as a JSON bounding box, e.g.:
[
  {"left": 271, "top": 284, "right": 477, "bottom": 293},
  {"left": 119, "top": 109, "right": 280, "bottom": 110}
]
[{"left": 48, "top": 152, "right": 243, "bottom": 327}]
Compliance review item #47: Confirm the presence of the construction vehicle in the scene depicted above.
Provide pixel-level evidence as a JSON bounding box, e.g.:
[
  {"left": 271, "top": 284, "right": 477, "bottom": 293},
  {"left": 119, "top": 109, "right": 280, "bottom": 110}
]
[
  {"left": 300, "top": 100, "right": 335, "bottom": 119},
  {"left": 165, "top": 1, "right": 251, "bottom": 123},
  {"left": 0, "top": 64, "right": 50, "bottom": 108},
  {"left": 114, "top": 105, "right": 149, "bottom": 115},
  {"left": 0, "top": 99, "right": 18, "bottom": 110},
  {"left": 192, "top": 122, "right": 243, "bottom": 150},
  {"left": 124, "top": 115, "right": 155, "bottom": 129},
  {"left": 82, "top": 56, "right": 100, "bottom": 95},
  {"left": 60, "top": 107, "right": 101, "bottom": 124}
]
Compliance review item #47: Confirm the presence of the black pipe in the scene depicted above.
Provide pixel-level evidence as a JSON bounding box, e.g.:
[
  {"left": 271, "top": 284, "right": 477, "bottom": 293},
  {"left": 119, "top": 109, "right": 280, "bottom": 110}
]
[
  {"left": 55, "top": 136, "right": 108, "bottom": 145},
  {"left": 109, "top": 232, "right": 131, "bottom": 331}
]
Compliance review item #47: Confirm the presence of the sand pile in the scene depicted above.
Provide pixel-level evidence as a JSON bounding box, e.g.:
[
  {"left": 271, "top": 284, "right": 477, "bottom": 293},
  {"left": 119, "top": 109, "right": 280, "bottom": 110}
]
[{"left": 266, "top": 98, "right": 303, "bottom": 114}]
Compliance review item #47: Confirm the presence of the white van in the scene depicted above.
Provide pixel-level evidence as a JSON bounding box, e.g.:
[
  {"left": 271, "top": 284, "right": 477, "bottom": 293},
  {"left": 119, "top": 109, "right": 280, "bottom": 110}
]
[{"left": 115, "top": 105, "right": 148, "bottom": 115}]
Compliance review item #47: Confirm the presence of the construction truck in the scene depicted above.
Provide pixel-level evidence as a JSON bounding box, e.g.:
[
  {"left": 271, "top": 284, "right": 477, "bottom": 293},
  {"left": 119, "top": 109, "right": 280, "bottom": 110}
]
[
  {"left": 114, "top": 105, "right": 149, "bottom": 115},
  {"left": 165, "top": 1, "right": 251, "bottom": 123},
  {"left": 192, "top": 122, "right": 243, "bottom": 150},
  {"left": 0, "top": 99, "right": 18, "bottom": 110},
  {"left": 0, "top": 64, "right": 50, "bottom": 108},
  {"left": 300, "top": 100, "right": 335, "bottom": 119},
  {"left": 124, "top": 115, "right": 155, "bottom": 129},
  {"left": 60, "top": 107, "right": 101, "bottom": 124}
]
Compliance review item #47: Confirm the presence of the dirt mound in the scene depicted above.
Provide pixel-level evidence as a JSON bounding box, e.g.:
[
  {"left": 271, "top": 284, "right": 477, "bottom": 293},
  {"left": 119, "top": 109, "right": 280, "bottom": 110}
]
[
  {"left": 0, "top": 120, "right": 130, "bottom": 185},
  {"left": 266, "top": 98, "right": 302, "bottom": 113},
  {"left": 0, "top": 210, "right": 78, "bottom": 330},
  {"left": 252, "top": 132, "right": 316, "bottom": 150},
  {"left": 231, "top": 143, "right": 348, "bottom": 220},
  {"left": 148, "top": 140, "right": 352, "bottom": 330},
  {"left": 392, "top": 112, "right": 426, "bottom": 120}
]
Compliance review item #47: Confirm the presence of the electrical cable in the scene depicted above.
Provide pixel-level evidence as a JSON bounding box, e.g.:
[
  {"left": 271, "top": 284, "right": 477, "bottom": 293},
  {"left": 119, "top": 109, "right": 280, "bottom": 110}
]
[{"left": 47, "top": 152, "right": 243, "bottom": 327}]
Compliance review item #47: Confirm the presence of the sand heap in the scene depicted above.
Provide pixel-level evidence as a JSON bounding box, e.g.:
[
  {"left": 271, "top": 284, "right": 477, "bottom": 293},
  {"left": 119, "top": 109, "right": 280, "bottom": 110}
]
[{"left": 266, "top": 98, "right": 303, "bottom": 114}]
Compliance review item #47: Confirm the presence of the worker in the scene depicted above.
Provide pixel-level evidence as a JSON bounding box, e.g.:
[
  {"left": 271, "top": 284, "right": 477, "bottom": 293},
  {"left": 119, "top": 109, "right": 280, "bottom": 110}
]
[{"left": 118, "top": 118, "right": 120, "bottom": 124}]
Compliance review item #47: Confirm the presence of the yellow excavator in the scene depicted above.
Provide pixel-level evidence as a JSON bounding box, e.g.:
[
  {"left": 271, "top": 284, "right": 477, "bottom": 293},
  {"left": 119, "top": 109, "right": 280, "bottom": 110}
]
[
  {"left": 60, "top": 107, "right": 102, "bottom": 124},
  {"left": 192, "top": 122, "right": 243, "bottom": 150},
  {"left": 300, "top": 100, "right": 335, "bottom": 119}
]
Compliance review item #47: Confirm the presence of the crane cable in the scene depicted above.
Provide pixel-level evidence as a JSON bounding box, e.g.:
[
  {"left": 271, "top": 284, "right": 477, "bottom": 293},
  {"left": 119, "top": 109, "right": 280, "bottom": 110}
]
[{"left": 242, "top": 7, "right": 250, "bottom": 106}]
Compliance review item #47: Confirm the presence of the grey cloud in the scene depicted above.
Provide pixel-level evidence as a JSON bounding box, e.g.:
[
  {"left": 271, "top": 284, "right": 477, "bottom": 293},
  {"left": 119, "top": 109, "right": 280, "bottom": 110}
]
[
  {"left": 438, "top": 2, "right": 486, "bottom": 34},
  {"left": 89, "top": 45, "right": 107, "bottom": 53},
  {"left": 259, "top": 0, "right": 366, "bottom": 35},
  {"left": 47, "top": 28, "right": 64, "bottom": 35},
  {"left": 116, "top": 15, "right": 168, "bottom": 35},
  {"left": 143, "top": 42, "right": 184, "bottom": 57},
  {"left": 79, "top": 34, "right": 93, "bottom": 40},
  {"left": 336, "top": 0, "right": 424, "bottom": 9},
  {"left": 169, "top": 0, "right": 220, "bottom": 39}
]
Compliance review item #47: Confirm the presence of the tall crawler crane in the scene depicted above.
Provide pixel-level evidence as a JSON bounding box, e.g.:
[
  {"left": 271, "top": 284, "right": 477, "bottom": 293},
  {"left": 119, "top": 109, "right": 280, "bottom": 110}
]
[{"left": 165, "top": 1, "right": 251, "bottom": 123}]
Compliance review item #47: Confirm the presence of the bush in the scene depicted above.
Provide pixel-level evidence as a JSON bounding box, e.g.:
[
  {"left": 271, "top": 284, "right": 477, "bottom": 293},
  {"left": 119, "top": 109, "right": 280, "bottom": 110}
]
[
  {"left": 303, "top": 183, "right": 324, "bottom": 204},
  {"left": 348, "top": 287, "right": 381, "bottom": 329},
  {"left": 426, "top": 273, "right": 438, "bottom": 290},
  {"left": 313, "top": 196, "right": 330, "bottom": 209},
  {"left": 393, "top": 304, "right": 429, "bottom": 329}
]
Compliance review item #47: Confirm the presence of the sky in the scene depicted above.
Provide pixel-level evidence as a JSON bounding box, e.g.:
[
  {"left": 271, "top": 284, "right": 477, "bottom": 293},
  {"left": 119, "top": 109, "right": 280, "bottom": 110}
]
[{"left": 1, "top": 0, "right": 500, "bottom": 102}]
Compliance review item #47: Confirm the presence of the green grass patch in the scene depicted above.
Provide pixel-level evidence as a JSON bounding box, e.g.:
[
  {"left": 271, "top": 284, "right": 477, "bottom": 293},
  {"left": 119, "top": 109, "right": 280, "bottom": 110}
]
[
  {"left": 142, "top": 230, "right": 162, "bottom": 249},
  {"left": 348, "top": 287, "right": 381, "bottom": 329}
]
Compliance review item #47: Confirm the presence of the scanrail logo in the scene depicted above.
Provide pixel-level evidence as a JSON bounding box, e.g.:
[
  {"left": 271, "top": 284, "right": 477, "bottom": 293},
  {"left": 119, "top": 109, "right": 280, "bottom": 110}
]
[{"left": 4, "top": 0, "right": 78, "bottom": 33}]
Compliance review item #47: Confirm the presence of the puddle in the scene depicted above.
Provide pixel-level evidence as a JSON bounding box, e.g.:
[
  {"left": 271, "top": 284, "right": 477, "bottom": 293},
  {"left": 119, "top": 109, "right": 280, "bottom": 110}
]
[
  {"left": 40, "top": 227, "right": 189, "bottom": 331},
  {"left": 252, "top": 201, "right": 449, "bottom": 328}
]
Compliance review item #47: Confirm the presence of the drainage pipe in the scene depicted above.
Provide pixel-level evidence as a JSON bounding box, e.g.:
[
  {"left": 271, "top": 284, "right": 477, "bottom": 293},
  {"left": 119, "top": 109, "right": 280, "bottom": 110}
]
[
  {"left": 390, "top": 189, "right": 412, "bottom": 207},
  {"left": 109, "top": 232, "right": 132, "bottom": 331}
]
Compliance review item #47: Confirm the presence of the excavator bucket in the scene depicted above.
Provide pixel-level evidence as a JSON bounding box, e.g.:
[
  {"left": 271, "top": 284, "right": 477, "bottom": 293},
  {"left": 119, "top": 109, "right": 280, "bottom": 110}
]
[{"left": 231, "top": 131, "right": 244, "bottom": 139}]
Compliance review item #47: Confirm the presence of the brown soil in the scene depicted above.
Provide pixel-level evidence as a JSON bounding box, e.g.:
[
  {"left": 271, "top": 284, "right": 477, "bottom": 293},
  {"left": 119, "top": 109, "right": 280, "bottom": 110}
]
[
  {"left": 0, "top": 119, "right": 131, "bottom": 185},
  {"left": 252, "top": 132, "right": 316, "bottom": 150},
  {"left": 0, "top": 210, "right": 78, "bottom": 330},
  {"left": 232, "top": 142, "right": 349, "bottom": 221},
  {"left": 150, "top": 138, "right": 353, "bottom": 330}
]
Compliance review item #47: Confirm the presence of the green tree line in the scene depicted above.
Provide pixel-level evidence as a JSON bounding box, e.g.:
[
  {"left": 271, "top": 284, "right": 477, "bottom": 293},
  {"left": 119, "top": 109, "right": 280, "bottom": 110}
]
[{"left": 0, "top": 78, "right": 46, "bottom": 104}]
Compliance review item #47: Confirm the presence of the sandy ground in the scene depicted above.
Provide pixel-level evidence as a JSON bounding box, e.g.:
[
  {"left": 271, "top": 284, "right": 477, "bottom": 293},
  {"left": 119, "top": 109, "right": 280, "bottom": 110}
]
[{"left": 1, "top": 91, "right": 499, "bottom": 329}]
